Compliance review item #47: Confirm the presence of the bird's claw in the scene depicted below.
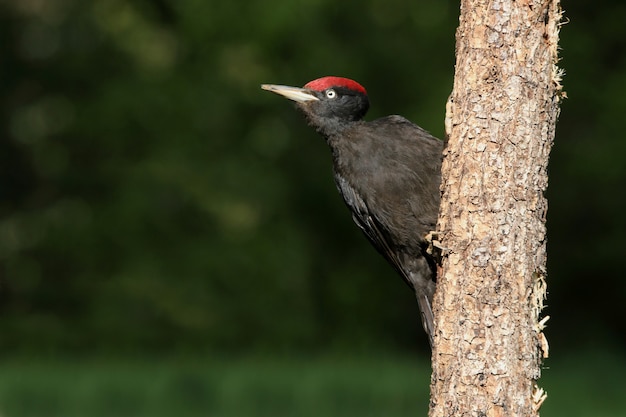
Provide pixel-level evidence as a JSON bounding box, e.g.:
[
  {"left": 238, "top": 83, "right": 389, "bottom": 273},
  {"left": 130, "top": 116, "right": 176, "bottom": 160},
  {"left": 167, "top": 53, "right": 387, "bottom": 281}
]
[{"left": 424, "top": 231, "right": 443, "bottom": 253}]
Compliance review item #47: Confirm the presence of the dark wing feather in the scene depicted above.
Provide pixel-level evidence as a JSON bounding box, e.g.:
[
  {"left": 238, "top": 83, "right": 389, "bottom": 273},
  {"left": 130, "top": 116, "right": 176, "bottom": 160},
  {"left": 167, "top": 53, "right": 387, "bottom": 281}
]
[
  {"left": 334, "top": 173, "right": 412, "bottom": 287},
  {"left": 335, "top": 172, "right": 436, "bottom": 347}
]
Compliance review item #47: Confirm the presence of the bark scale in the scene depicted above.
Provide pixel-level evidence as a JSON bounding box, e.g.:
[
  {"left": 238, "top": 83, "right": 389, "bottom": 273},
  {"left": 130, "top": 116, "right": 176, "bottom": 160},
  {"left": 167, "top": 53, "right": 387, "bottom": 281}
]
[{"left": 430, "top": 0, "right": 564, "bottom": 416}]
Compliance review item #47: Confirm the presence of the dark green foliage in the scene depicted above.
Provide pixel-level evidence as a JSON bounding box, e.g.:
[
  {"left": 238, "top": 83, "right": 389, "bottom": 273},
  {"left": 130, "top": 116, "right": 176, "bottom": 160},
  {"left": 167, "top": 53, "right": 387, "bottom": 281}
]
[{"left": 0, "top": 0, "right": 624, "bottom": 356}]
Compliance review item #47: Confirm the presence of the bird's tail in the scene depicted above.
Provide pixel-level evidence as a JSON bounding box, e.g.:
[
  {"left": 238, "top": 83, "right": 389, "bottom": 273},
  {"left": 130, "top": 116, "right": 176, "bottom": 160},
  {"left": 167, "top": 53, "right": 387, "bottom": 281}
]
[{"left": 416, "top": 292, "right": 435, "bottom": 348}]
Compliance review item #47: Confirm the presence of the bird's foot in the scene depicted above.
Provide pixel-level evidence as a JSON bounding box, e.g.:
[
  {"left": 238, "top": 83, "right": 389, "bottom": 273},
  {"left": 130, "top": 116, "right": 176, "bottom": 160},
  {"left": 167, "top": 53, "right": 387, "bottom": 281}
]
[
  {"left": 424, "top": 230, "right": 443, "bottom": 254},
  {"left": 424, "top": 230, "right": 450, "bottom": 266}
]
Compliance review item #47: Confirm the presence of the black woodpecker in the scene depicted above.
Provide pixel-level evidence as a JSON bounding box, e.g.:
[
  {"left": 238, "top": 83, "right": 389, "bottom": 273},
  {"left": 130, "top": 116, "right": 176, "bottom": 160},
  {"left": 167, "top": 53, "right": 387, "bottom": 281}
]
[{"left": 262, "top": 76, "right": 443, "bottom": 346}]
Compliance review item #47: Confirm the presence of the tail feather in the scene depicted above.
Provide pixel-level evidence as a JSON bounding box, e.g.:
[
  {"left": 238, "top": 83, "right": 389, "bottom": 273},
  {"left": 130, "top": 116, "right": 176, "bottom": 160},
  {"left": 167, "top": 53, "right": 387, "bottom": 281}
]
[
  {"left": 404, "top": 255, "right": 436, "bottom": 348},
  {"left": 416, "top": 292, "right": 435, "bottom": 348}
]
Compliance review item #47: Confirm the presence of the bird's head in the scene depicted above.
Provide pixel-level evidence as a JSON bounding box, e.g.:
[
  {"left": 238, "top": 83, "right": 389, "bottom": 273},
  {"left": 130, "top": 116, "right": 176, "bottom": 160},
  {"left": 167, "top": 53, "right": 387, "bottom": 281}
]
[{"left": 262, "top": 76, "right": 370, "bottom": 134}]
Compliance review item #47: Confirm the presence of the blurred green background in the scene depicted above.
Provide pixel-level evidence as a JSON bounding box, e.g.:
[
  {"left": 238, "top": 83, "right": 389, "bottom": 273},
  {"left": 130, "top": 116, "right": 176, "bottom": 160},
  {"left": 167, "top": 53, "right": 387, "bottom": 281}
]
[{"left": 1, "top": 0, "right": 625, "bottom": 416}]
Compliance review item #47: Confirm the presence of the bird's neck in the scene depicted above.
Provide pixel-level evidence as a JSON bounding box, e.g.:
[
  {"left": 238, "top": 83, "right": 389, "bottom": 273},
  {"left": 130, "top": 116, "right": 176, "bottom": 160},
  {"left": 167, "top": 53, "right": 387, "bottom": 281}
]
[{"left": 304, "top": 113, "right": 359, "bottom": 139}]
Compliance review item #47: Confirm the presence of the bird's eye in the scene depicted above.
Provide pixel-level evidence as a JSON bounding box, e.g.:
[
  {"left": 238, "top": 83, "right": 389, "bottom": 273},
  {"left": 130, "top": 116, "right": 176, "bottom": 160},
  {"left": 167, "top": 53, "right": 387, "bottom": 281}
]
[{"left": 325, "top": 89, "right": 337, "bottom": 99}]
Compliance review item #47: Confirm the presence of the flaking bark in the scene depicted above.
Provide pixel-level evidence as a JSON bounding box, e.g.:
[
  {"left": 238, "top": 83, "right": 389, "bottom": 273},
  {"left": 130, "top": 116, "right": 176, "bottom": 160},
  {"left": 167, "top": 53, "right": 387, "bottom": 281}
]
[{"left": 430, "top": 0, "right": 563, "bottom": 416}]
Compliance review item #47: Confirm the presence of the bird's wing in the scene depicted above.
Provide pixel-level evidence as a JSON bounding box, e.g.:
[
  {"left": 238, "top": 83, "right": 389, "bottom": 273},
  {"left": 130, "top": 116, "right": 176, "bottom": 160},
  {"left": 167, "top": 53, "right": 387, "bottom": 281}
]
[
  {"left": 335, "top": 173, "right": 411, "bottom": 287},
  {"left": 335, "top": 172, "right": 435, "bottom": 347}
]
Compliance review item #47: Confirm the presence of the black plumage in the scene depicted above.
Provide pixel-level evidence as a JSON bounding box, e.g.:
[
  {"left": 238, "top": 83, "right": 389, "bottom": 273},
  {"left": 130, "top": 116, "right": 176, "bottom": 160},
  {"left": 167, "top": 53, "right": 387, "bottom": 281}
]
[{"left": 262, "top": 77, "right": 443, "bottom": 346}]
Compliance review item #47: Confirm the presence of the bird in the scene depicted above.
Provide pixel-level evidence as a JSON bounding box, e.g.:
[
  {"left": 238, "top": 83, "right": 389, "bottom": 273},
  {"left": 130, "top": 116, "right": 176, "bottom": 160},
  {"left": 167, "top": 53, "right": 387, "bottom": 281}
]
[{"left": 261, "top": 76, "right": 443, "bottom": 346}]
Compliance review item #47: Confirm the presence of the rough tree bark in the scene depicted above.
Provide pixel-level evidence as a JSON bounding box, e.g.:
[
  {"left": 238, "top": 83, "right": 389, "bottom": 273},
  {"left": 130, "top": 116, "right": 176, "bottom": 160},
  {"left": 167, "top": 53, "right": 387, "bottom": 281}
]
[{"left": 430, "top": 0, "right": 564, "bottom": 416}]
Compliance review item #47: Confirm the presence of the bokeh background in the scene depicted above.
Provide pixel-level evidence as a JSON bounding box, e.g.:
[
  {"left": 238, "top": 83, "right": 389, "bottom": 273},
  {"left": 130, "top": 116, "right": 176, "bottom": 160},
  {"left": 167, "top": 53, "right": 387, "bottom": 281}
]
[{"left": 1, "top": 0, "right": 625, "bottom": 416}]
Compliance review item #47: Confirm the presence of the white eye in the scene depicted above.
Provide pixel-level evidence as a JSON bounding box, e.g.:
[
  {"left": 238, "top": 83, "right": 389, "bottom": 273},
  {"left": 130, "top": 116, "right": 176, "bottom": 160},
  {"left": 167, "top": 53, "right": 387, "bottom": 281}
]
[{"left": 325, "top": 89, "right": 337, "bottom": 99}]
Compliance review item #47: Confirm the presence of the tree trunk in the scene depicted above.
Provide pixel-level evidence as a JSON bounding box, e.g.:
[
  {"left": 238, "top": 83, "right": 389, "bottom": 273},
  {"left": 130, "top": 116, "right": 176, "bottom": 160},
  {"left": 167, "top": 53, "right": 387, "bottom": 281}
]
[{"left": 430, "top": 0, "right": 564, "bottom": 416}]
